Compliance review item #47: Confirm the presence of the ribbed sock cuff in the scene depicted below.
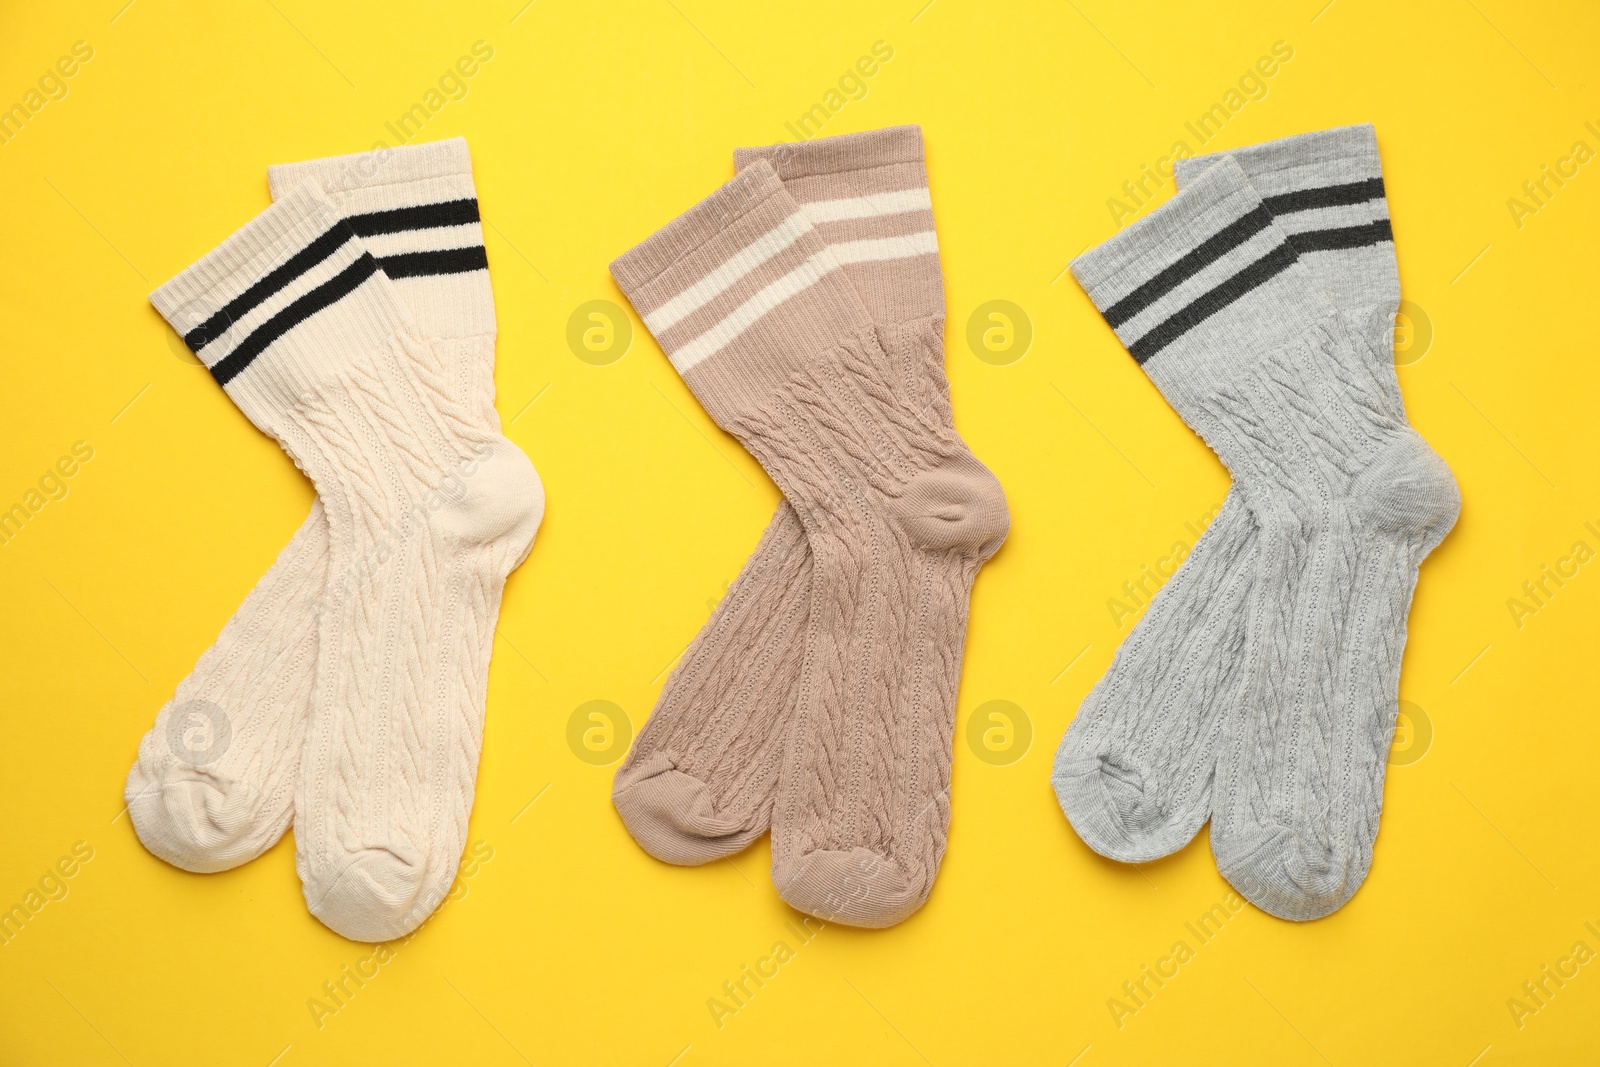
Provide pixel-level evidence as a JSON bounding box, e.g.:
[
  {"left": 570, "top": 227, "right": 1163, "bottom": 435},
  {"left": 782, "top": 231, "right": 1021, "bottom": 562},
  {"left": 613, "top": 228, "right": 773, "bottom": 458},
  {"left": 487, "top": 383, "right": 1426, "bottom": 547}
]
[
  {"left": 152, "top": 182, "right": 344, "bottom": 351},
  {"left": 611, "top": 163, "right": 788, "bottom": 293},
  {"left": 267, "top": 138, "right": 493, "bottom": 338},
  {"left": 1170, "top": 125, "right": 1396, "bottom": 353},
  {"left": 733, "top": 125, "right": 924, "bottom": 178},
  {"left": 1072, "top": 157, "right": 1329, "bottom": 377},
  {"left": 1073, "top": 157, "right": 1265, "bottom": 325},
  {"left": 267, "top": 137, "right": 473, "bottom": 198},
  {"left": 151, "top": 183, "right": 412, "bottom": 430},
  {"left": 1174, "top": 124, "right": 1380, "bottom": 188},
  {"left": 734, "top": 126, "right": 942, "bottom": 325},
  {"left": 611, "top": 161, "right": 872, "bottom": 424}
]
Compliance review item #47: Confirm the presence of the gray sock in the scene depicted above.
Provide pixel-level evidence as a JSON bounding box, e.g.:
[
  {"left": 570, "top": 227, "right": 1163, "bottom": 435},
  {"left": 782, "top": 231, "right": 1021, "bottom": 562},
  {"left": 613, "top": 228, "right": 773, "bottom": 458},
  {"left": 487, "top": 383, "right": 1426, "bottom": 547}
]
[
  {"left": 1068, "top": 156, "right": 1457, "bottom": 918},
  {"left": 1052, "top": 125, "right": 1407, "bottom": 863}
]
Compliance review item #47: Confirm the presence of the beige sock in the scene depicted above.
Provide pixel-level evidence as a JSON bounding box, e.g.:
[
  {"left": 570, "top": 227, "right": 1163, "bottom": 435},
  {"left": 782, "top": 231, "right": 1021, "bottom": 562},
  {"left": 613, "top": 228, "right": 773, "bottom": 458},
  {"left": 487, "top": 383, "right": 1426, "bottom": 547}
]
[
  {"left": 612, "top": 159, "right": 1006, "bottom": 927},
  {"left": 126, "top": 139, "right": 502, "bottom": 880},
  {"left": 612, "top": 127, "right": 954, "bottom": 870},
  {"left": 147, "top": 181, "right": 541, "bottom": 941}
]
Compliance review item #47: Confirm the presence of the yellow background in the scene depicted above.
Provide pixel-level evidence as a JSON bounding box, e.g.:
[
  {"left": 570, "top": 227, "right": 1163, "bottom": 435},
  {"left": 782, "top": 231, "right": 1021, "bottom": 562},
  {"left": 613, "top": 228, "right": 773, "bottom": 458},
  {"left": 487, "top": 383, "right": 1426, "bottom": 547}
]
[{"left": 2, "top": 0, "right": 1598, "bottom": 1063}]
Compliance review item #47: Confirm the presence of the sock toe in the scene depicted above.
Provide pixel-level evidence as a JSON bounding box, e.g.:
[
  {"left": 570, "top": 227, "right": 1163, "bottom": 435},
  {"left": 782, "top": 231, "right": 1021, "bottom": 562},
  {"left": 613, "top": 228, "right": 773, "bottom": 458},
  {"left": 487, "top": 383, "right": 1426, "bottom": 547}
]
[
  {"left": 1051, "top": 748, "right": 1206, "bottom": 863},
  {"left": 125, "top": 766, "right": 278, "bottom": 874},
  {"left": 774, "top": 847, "right": 932, "bottom": 929},
  {"left": 612, "top": 755, "right": 765, "bottom": 865},
  {"left": 1213, "top": 824, "right": 1366, "bottom": 921},
  {"left": 305, "top": 847, "right": 439, "bottom": 942}
]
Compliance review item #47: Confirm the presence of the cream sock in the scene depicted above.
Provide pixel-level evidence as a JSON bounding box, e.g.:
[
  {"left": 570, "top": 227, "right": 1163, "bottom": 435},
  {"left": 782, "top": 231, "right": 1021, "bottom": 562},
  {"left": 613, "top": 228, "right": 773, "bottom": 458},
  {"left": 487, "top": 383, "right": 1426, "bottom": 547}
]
[
  {"left": 613, "top": 160, "right": 1006, "bottom": 927},
  {"left": 126, "top": 139, "right": 503, "bottom": 879},
  {"left": 147, "top": 181, "right": 540, "bottom": 941}
]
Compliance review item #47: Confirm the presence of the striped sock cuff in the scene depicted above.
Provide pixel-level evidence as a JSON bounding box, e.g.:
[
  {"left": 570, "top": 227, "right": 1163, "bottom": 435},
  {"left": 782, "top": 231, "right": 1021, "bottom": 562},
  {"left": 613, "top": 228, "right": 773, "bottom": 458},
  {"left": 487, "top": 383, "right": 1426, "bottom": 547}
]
[
  {"left": 734, "top": 126, "right": 941, "bottom": 322},
  {"left": 611, "top": 160, "right": 873, "bottom": 424},
  {"left": 268, "top": 137, "right": 492, "bottom": 336},
  {"left": 1072, "top": 157, "right": 1323, "bottom": 370},
  {"left": 1175, "top": 124, "right": 1392, "bottom": 253},
  {"left": 151, "top": 183, "right": 412, "bottom": 425}
]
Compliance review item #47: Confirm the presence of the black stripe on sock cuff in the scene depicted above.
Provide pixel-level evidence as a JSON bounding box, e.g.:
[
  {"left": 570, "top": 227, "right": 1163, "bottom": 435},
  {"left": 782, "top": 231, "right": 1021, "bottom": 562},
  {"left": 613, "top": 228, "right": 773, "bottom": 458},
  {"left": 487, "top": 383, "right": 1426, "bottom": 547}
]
[
  {"left": 1128, "top": 242, "right": 1298, "bottom": 364},
  {"left": 210, "top": 254, "right": 380, "bottom": 386},
  {"left": 376, "top": 246, "right": 488, "bottom": 279},
  {"left": 1102, "top": 206, "right": 1273, "bottom": 328},
  {"left": 185, "top": 225, "right": 353, "bottom": 353},
  {"left": 1287, "top": 218, "right": 1393, "bottom": 253},
  {"left": 348, "top": 199, "right": 480, "bottom": 236},
  {"left": 1261, "top": 177, "right": 1385, "bottom": 215}
]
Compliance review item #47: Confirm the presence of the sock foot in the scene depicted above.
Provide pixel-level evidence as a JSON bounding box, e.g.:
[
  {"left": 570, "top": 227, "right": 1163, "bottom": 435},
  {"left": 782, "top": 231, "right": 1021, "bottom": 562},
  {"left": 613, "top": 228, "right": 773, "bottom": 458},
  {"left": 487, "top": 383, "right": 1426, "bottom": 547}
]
[
  {"left": 774, "top": 847, "right": 932, "bottom": 929},
  {"left": 1213, "top": 823, "right": 1366, "bottom": 921},
  {"left": 1051, "top": 750, "right": 1208, "bottom": 863},
  {"left": 126, "top": 767, "right": 277, "bottom": 873},
  {"left": 612, "top": 754, "right": 766, "bottom": 865},
  {"left": 304, "top": 846, "right": 437, "bottom": 942}
]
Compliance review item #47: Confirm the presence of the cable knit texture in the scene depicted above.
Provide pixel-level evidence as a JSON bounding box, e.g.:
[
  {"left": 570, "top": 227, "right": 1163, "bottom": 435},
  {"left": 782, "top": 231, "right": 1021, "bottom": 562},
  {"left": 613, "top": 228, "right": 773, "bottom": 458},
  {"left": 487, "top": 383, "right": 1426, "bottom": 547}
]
[
  {"left": 612, "top": 128, "right": 966, "bottom": 884},
  {"left": 610, "top": 320, "right": 953, "bottom": 865},
  {"left": 138, "top": 179, "right": 538, "bottom": 941},
  {"left": 286, "top": 326, "right": 538, "bottom": 941},
  {"left": 612, "top": 153, "right": 1004, "bottom": 926},
  {"left": 751, "top": 329, "right": 1006, "bottom": 928},
  {"left": 1200, "top": 319, "right": 1455, "bottom": 919},
  {"left": 126, "top": 140, "right": 503, "bottom": 882},
  {"left": 1064, "top": 155, "right": 1456, "bottom": 920},
  {"left": 1053, "top": 126, "right": 1418, "bottom": 865},
  {"left": 126, "top": 503, "right": 328, "bottom": 871}
]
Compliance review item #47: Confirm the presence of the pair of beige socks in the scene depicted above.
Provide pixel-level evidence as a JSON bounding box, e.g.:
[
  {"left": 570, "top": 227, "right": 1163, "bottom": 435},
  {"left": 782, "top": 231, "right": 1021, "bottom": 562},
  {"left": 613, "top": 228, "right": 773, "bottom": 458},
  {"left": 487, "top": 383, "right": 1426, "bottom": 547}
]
[
  {"left": 610, "top": 126, "right": 1007, "bottom": 928},
  {"left": 126, "top": 139, "right": 541, "bottom": 941}
]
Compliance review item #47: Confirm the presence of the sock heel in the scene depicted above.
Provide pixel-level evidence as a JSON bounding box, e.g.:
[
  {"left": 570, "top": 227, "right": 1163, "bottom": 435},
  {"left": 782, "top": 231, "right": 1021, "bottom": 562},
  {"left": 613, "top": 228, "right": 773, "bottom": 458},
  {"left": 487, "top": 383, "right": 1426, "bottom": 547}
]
[
  {"left": 435, "top": 437, "right": 545, "bottom": 561},
  {"left": 1352, "top": 431, "right": 1460, "bottom": 547},
  {"left": 890, "top": 452, "right": 1009, "bottom": 557}
]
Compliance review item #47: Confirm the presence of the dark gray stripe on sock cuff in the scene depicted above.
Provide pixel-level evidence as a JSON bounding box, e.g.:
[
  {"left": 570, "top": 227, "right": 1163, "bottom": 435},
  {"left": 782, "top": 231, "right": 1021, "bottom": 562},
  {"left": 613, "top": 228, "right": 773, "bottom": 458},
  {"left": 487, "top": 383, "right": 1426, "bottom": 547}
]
[
  {"left": 1287, "top": 218, "right": 1393, "bottom": 253},
  {"left": 1102, "top": 206, "right": 1273, "bottom": 328},
  {"left": 185, "top": 224, "right": 354, "bottom": 353},
  {"left": 376, "top": 246, "right": 488, "bottom": 279},
  {"left": 1261, "top": 177, "right": 1385, "bottom": 215},
  {"left": 211, "top": 254, "right": 381, "bottom": 386},
  {"left": 1128, "top": 242, "right": 1299, "bottom": 364},
  {"left": 347, "top": 198, "right": 480, "bottom": 236}
]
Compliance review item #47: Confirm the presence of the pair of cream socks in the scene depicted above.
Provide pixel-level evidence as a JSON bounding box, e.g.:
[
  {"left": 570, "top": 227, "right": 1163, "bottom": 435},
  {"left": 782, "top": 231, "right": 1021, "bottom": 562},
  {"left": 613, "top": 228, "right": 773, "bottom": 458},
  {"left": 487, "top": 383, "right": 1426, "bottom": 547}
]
[
  {"left": 1054, "top": 125, "right": 1459, "bottom": 919},
  {"left": 126, "top": 138, "right": 542, "bottom": 941},
  {"left": 609, "top": 126, "right": 1008, "bottom": 928}
]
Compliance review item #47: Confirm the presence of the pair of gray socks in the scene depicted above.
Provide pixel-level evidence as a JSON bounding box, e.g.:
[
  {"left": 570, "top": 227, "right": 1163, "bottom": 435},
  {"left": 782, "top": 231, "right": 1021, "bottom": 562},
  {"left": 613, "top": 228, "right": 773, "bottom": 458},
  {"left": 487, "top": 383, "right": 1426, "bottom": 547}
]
[{"left": 1054, "top": 125, "right": 1459, "bottom": 920}]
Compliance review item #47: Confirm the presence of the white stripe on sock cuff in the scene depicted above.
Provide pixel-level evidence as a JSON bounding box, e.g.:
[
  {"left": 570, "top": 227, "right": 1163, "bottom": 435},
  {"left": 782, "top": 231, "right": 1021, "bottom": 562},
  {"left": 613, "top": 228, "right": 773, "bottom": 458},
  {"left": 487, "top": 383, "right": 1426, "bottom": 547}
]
[
  {"left": 669, "top": 251, "right": 841, "bottom": 374},
  {"left": 644, "top": 213, "right": 812, "bottom": 336},
  {"left": 799, "top": 187, "right": 932, "bottom": 223},
  {"left": 360, "top": 222, "right": 485, "bottom": 258},
  {"left": 831, "top": 231, "right": 938, "bottom": 264}
]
